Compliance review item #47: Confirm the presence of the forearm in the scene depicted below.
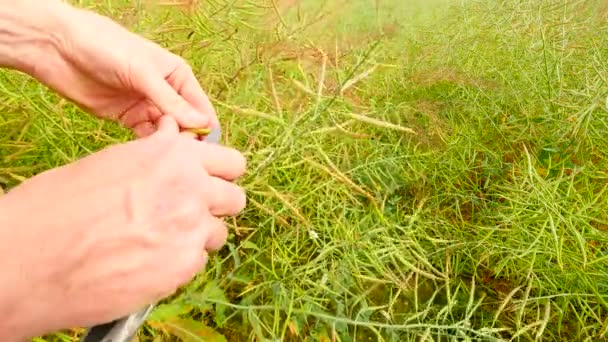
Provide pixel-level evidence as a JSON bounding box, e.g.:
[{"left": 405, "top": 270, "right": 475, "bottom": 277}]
[{"left": 0, "top": 0, "right": 72, "bottom": 75}]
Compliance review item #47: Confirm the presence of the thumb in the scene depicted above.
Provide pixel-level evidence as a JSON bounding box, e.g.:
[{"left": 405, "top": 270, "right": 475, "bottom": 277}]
[
  {"left": 151, "top": 115, "right": 180, "bottom": 138},
  {"left": 134, "top": 67, "right": 209, "bottom": 129}
]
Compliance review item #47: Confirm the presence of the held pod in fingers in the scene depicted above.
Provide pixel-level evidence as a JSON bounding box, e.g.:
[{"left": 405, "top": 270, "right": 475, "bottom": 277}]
[{"left": 184, "top": 126, "right": 221, "bottom": 143}]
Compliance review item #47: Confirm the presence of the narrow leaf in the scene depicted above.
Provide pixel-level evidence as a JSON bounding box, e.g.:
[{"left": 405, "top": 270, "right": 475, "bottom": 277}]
[{"left": 152, "top": 318, "right": 227, "bottom": 342}]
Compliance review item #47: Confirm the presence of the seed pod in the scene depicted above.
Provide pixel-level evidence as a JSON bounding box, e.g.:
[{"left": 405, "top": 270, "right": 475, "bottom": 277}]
[{"left": 184, "top": 127, "right": 212, "bottom": 136}]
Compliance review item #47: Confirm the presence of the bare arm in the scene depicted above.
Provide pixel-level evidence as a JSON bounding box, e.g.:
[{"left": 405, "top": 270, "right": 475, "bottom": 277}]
[
  {"left": 0, "top": 0, "right": 71, "bottom": 75},
  {"left": 0, "top": 1, "right": 236, "bottom": 340},
  {"left": 0, "top": 0, "right": 217, "bottom": 134}
]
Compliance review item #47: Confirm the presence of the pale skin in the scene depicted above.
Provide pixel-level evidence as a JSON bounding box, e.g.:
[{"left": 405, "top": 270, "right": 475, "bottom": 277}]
[{"left": 0, "top": 0, "right": 246, "bottom": 340}]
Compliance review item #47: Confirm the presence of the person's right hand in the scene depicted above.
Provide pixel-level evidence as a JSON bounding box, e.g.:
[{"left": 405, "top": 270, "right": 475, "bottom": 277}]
[{"left": 0, "top": 116, "right": 246, "bottom": 341}]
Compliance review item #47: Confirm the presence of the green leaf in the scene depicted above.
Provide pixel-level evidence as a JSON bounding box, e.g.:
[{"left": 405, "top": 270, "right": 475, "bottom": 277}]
[
  {"left": 200, "top": 280, "right": 228, "bottom": 325},
  {"left": 200, "top": 280, "right": 227, "bottom": 301},
  {"left": 154, "top": 318, "right": 227, "bottom": 342},
  {"left": 148, "top": 302, "right": 193, "bottom": 322},
  {"left": 240, "top": 240, "right": 259, "bottom": 250},
  {"left": 184, "top": 280, "right": 230, "bottom": 328}
]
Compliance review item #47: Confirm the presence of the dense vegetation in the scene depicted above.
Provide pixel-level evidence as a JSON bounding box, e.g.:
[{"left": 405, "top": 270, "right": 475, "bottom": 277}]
[{"left": 1, "top": 1, "right": 607, "bottom": 341}]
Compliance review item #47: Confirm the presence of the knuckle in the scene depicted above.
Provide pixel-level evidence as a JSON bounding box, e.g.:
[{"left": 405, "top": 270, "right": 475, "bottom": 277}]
[
  {"left": 179, "top": 170, "right": 206, "bottom": 199},
  {"left": 172, "top": 55, "right": 192, "bottom": 73},
  {"left": 138, "top": 133, "right": 179, "bottom": 165},
  {"left": 173, "top": 199, "right": 201, "bottom": 228},
  {"left": 152, "top": 140, "right": 196, "bottom": 179}
]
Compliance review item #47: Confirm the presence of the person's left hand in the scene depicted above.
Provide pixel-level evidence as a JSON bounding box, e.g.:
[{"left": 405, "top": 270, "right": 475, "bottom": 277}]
[{"left": 24, "top": 1, "right": 217, "bottom": 137}]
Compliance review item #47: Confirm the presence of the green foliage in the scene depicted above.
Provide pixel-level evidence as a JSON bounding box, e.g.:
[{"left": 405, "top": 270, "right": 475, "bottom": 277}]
[{"left": 2, "top": 0, "right": 608, "bottom": 341}]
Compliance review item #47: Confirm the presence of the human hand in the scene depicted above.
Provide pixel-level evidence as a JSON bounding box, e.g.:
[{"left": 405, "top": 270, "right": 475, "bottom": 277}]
[
  {"left": 0, "top": 116, "right": 246, "bottom": 340},
  {"left": 12, "top": 1, "right": 217, "bottom": 137}
]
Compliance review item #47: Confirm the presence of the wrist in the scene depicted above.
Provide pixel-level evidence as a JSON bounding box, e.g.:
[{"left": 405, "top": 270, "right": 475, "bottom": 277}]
[{"left": 0, "top": 0, "right": 74, "bottom": 75}]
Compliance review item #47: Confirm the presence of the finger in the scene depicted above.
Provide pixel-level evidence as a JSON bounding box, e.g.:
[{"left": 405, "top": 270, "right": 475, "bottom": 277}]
[
  {"left": 204, "top": 176, "right": 247, "bottom": 217},
  {"left": 132, "top": 121, "right": 156, "bottom": 138},
  {"left": 186, "top": 140, "right": 247, "bottom": 180},
  {"left": 119, "top": 101, "right": 162, "bottom": 129},
  {"left": 133, "top": 114, "right": 181, "bottom": 138},
  {"left": 155, "top": 114, "right": 180, "bottom": 135},
  {"left": 199, "top": 215, "right": 228, "bottom": 251},
  {"left": 133, "top": 65, "right": 209, "bottom": 129},
  {"left": 177, "top": 74, "right": 219, "bottom": 127},
  {"left": 179, "top": 131, "right": 198, "bottom": 139},
  {"left": 163, "top": 61, "right": 219, "bottom": 127},
  {"left": 127, "top": 108, "right": 201, "bottom": 139}
]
